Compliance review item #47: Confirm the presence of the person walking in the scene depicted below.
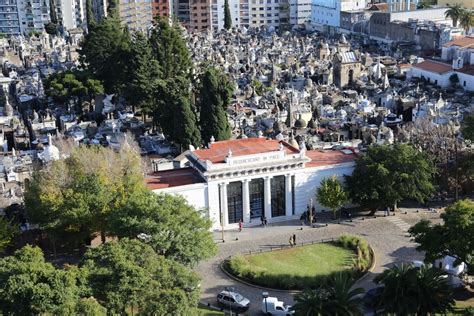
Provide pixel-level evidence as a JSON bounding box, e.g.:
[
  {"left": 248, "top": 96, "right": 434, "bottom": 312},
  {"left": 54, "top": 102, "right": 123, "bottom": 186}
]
[
  {"left": 292, "top": 234, "right": 296, "bottom": 247},
  {"left": 384, "top": 206, "right": 390, "bottom": 216},
  {"left": 289, "top": 235, "right": 294, "bottom": 247},
  {"left": 300, "top": 213, "right": 305, "bottom": 226},
  {"left": 238, "top": 219, "right": 243, "bottom": 232}
]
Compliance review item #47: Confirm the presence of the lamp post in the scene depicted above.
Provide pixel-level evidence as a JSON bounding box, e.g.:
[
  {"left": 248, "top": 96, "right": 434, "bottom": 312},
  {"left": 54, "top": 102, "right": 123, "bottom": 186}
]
[
  {"left": 309, "top": 198, "right": 313, "bottom": 226},
  {"left": 262, "top": 292, "right": 269, "bottom": 314}
]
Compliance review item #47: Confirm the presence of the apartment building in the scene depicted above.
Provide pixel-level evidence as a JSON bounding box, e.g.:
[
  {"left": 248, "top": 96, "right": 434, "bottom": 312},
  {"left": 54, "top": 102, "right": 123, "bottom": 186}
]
[
  {"left": 189, "top": 0, "right": 210, "bottom": 31},
  {"left": 311, "top": 0, "right": 367, "bottom": 32},
  {"left": 17, "top": 0, "right": 51, "bottom": 34},
  {"left": 152, "top": 0, "right": 171, "bottom": 19},
  {"left": 289, "top": 0, "right": 311, "bottom": 26},
  {"left": 0, "top": 0, "right": 21, "bottom": 34},
  {"left": 118, "top": 0, "right": 153, "bottom": 32}
]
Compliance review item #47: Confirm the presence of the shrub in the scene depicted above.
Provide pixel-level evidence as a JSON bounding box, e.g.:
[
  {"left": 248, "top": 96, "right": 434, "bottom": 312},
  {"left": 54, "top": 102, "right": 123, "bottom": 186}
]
[{"left": 338, "top": 235, "right": 371, "bottom": 271}]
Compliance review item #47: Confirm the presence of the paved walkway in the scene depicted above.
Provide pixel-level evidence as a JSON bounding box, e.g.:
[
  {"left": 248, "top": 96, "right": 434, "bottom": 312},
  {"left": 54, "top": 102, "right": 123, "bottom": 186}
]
[{"left": 196, "top": 207, "right": 443, "bottom": 315}]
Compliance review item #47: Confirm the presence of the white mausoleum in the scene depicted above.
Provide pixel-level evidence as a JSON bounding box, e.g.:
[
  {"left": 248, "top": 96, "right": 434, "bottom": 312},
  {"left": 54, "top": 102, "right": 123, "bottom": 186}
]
[{"left": 147, "top": 138, "right": 356, "bottom": 230}]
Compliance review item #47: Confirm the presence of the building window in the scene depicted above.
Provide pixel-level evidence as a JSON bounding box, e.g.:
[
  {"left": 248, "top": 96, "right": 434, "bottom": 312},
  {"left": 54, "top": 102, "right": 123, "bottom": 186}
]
[
  {"left": 464, "top": 81, "right": 466, "bottom": 87},
  {"left": 250, "top": 178, "right": 264, "bottom": 219},
  {"left": 227, "top": 181, "right": 243, "bottom": 224},
  {"left": 271, "top": 175, "right": 285, "bottom": 217}
]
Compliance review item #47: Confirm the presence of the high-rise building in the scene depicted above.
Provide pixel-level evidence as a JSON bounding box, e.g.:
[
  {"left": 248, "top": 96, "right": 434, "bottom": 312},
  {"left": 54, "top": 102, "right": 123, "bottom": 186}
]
[
  {"left": 289, "top": 0, "right": 311, "bottom": 26},
  {"left": 118, "top": 0, "right": 153, "bottom": 32},
  {"left": 311, "top": 0, "right": 367, "bottom": 32},
  {"left": 0, "top": 0, "right": 21, "bottom": 34},
  {"left": 188, "top": 0, "right": 210, "bottom": 31},
  {"left": 17, "top": 0, "right": 51, "bottom": 34},
  {"left": 152, "top": 0, "right": 171, "bottom": 20}
]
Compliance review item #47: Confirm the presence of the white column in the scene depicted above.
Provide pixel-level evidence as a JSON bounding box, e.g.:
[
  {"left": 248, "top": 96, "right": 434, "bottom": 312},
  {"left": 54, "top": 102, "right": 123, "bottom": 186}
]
[
  {"left": 219, "top": 182, "right": 229, "bottom": 228},
  {"left": 264, "top": 176, "right": 272, "bottom": 220},
  {"left": 242, "top": 179, "right": 251, "bottom": 224},
  {"left": 285, "top": 174, "right": 293, "bottom": 217}
]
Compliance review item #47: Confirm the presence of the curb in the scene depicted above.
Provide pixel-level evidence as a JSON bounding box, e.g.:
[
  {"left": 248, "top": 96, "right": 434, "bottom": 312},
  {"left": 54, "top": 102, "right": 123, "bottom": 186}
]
[{"left": 219, "top": 241, "right": 377, "bottom": 294}]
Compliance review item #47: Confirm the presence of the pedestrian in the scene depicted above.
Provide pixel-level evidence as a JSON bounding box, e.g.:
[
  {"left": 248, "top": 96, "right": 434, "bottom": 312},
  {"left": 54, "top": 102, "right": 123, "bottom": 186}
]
[
  {"left": 238, "top": 219, "right": 243, "bottom": 232},
  {"left": 263, "top": 216, "right": 267, "bottom": 227},
  {"left": 300, "top": 213, "right": 305, "bottom": 226},
  {"left": 260, "top": 215, "right": 264, "bottom": 227},
  {"left": 292, "top": 234, "right": 296, "bottom": 246},
  {"left": 289, "top": 235, "right": 293, "bottom": 247},
  {"left": 384, "top": 206, "right": 390, "bottom": 216}
]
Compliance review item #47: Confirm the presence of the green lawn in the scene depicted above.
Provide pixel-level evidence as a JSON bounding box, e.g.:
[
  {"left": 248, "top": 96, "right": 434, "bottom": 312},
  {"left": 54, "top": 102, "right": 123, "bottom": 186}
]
[
  {"left": 196, "top": 306, "right": 227, "bottom": 315},
  {"left": 227, "top": 242, "right": 357, "bottom": 290}
]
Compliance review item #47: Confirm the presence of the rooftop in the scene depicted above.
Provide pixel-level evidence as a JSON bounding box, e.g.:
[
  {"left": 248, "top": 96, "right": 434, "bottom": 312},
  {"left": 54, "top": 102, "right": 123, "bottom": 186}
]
[
  {"left": 305, "top": 150, "right": 357, "bottom": 168},
  {"left": 443, "top": 36, "right": 474, "bottom": 48},
  {"left": 145, "top": 168, "right": 204, "bottom": 190},
  {"left": 192, "top": 138, "right": 299, "bottom": 164},
  {"left": 457, "top": 65, "right": 474, "bottom": 76},
  {"left": 412, "top": 60, "right": 452, "bottom": 74}
]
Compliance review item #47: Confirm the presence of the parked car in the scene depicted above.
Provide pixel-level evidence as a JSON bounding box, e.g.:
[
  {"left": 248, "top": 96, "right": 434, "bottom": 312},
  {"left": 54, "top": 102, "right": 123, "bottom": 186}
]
[
  {"left": 216, "top": 290, "right": 250, "bottom": 311},
  {"left": 261, "top": 296, "right": 294, "bottom": 315}
]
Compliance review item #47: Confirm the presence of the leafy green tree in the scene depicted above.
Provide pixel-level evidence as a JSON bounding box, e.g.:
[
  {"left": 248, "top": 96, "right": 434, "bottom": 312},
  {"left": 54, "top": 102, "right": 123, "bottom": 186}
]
[
  {"left": 374, "top": 264, "right": 455, "bottom": 315},
  {"left": 44, "top": 22, "right": 58, "bottom": 36},
  {"left": 445, "top": 3, "right": 464, "bottom": 27},
  {"left": 82, "top": 238, "right": 200, "bottom": 314},
  {"left": 316, "top": 175, "right": 348, "bottom": 219},
  {"left": 198, "top": 66, "right": 233, "bottom": 143},
  {"left": 25, "top": 145, "right": 144, "bottom": 246},
  {"left": 79, "top": 17, "right": 131, "bottom": 93},
  {"left": 74, "top": 297, "right": 107, "bottom": 315},
  {"left": 124, "top": 32, "right": 161, "bottom": 115},
  {"left": 150, "top": 17, "right": 192, "bottom": 80},
  {"left": 462, "top": 113, "right": 474, "bottom": 142},
  {"left": 409, "top": 199, "right": 474, "bottom": 269},
  {"left": 107, "top": 0, "right": 119, "bottom": 18},
  {"left": 345, "top": 144, "right": 435, "bottom": 212},
  {"left": 0, "top": 246, "right": 81, "bottom": 315},
  {"left": 224, "top": 0, "right": 232, "bottom": 30},
  {"left": 85, "top": 0, "right": 96, "bottom": 30},
  {"left": 109, "top": 190, "right": 217, "bottom": 267},
  {"left": 0, "top": 217, "right": 17, "bottom": 252},
  {"left": 293, "top": 273, "right": 363, "bottom": 316}
]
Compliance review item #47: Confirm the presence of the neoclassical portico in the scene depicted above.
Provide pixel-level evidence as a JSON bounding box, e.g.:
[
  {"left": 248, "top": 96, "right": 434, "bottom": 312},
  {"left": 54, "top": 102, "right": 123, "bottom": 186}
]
[{"left": 188, "top": 138, "right": 309, "bottom": 228}]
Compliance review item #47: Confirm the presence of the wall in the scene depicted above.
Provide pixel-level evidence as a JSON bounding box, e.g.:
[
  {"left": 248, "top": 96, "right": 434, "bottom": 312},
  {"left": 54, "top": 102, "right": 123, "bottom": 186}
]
[
  {"left": 456, "top": 72, "right": 474, "bottom": 91},
  {"left": 410, "top": 67, "right": 453, "bottom": 88}
]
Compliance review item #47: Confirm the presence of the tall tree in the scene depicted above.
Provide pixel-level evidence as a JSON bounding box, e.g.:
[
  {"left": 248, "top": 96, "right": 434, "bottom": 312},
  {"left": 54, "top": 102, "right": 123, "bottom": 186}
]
[
  {"left": 445, "top": 3, "right": 464, "bottom": 27},
  {"left": 409, "top": 199, "right": 474, "bottom": 270},
  {"left": 124, "top": 32, "right": 161, "bottom": 116},
  {"left": 374, "top": 264, "right": 455, "bottom": 315},
  {"left": 85, "top": 0, "right": 96, "bottom": 30},
  {"left": 107, "top": 0, "right": 119, "bottom": 18},
  {"left": 109, "top": 191, "right": 217, "bottom": 267},
  {"left": 316, "top": 175, "right": 348, "bottom": 219},
  {"left": 345, "top": 144, "right": 435, "bottom": 212},
  {"left": 150, "top": 17, "right": 192, "bottom": 80},
  {"left": 0, "top": 246, "right": 82, "bottom": 315},
  {"left": 49, "top": 0, "right": 58, "bottom": 24},
  {"left": 82, "top": 238, "right": 200, "bottom": 314},
  {"left": 79, "top": 17, "right": 131, "bottom": 94},
  {"left": 198, "top": 66, "right": 233, "bottom": 143},
  {"left": 0, "top": 217, "right": 17, "bottom": 252},
  {"left": 459, "top": 9, "right": 474, "bottom": 33},
  {"left": 462, "top": 113, "right": 474, "bottom": 142},
  {"left": 25, "top": 145, "right": 144, "bottom": 245},
  {"left": 224, "top": 0, "right": 232, "bottom": 30}
]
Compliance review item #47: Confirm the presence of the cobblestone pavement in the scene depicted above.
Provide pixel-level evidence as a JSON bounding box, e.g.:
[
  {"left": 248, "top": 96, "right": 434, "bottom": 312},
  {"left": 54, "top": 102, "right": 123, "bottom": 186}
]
[{"left": 196, "top": 207, "right": 443, "bottom": 315}]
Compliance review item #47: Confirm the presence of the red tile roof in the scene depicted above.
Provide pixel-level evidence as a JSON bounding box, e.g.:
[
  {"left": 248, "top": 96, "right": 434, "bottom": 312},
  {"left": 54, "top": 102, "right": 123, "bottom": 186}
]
[
  {"left": 413, "top": 60, "right": 452, "bottom": 74},
  {"left": 457, "top": 65, "right": 474, "bottom": 76},
  {"left": 305, "top": 150, "right": 357, "bottom": 168},
  {"left": 443, "top": 36, "right": 474, "bottom": 48},
  {"left": 146, "top": 168, "right": 204, "bottom": 190},
  {"left": 193, "top": 138, "right": 299, "bottom": 163}
]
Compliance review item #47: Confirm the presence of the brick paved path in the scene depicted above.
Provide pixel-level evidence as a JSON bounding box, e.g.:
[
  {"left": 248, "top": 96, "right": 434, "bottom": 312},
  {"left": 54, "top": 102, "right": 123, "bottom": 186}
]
[{"left": 196, "top": 208, "right": 442, "bottom": 315}]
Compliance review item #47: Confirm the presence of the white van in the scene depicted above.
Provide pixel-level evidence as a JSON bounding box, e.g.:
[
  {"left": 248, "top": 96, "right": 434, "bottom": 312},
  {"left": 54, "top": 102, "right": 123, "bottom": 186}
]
[{"left": 261, "top": 297, "right": 294, "bottom": 315}]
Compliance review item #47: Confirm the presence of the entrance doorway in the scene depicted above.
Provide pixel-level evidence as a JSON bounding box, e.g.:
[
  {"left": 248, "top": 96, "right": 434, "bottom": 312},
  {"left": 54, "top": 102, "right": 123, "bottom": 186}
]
[{"left": 249, "top": 178, "right": 264, "bottom": 219}]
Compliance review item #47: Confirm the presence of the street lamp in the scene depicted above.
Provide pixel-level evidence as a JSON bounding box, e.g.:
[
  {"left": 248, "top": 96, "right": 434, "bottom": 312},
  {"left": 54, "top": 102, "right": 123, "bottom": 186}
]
[
  {"left": 262, "top": 291, "right": 269, "bottom": 314},
  {"left": 309, "top": 198, "right": 313, "bottom": 226}
]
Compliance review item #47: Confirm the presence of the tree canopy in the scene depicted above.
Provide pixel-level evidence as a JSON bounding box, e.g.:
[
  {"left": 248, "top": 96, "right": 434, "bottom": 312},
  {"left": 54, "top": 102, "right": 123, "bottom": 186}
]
[
  {"left": 198, "top": 66, "right": 233, "bottom": 143},
  {"left": 316, "top": 175, "right": 348, "bottom": 219},
  {"left": 345, "top": 144, "right": 435, "bottom": 211},
  {"left": 224, "top": 0, "right": 232, "bottom": 30},
  {"left": 374, "top": 264, "right": 455, "bottom": 315},
  {"left": 409, "top": 199, "right": 474, "bottom": 269},
  {"left": 109, "top": 190, "right": 217, "bottom": 267},
  {"left": 82, "top": 238, "right": 200, "bottom": 314},
  {"left": 0, "top": 217, "right": 17, "bottom": 252},
  {"left": 462, "top": 113, "right": 474, "bottom": 142},
  {"left": 25, "top": 144, "right": 144, "bottom": 245}
]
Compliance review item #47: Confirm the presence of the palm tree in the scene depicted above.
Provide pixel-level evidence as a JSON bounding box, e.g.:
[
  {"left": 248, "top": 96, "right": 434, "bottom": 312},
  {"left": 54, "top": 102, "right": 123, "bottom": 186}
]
[
  {"left": 374, "top": 264, "right": 455, "bottom": 315},
  {"left": 326, "top": 273, "right": 364, "bottom": 316},
  {"left": 459, "top": 9, "right": 474, "bottom": 34},
  {"left": 293, "top": 273, "right": 364, "bottom": 316},
  {"left": 293, "top": 288, "right": 327, "bottom": 316},
  {"left": 445, "top": 3, "right": 464, "bottom": 28}
]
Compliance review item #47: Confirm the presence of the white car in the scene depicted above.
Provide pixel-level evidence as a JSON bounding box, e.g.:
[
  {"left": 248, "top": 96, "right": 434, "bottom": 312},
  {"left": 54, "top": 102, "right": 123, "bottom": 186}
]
[
  {"left": 261, "top": 297, "right": 294, "bottom": 315},
  {"left": 217, "top": 290, "right": 250, "bottom": 311}
]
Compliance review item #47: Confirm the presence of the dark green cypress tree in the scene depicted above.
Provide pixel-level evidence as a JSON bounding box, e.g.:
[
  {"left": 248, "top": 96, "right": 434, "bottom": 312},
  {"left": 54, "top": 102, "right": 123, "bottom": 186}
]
[
  {"left": 86, "top": 0, "right": 96, "bottom": 30},
  {"left": 224, "top": 0, "right": 232, "bottom": 30},
  {"left": 198, "top": 67, "right": 233, "bottom": 143},
  {"left": 49, "top": 0, "right": 58, "bottom": 24},
  {"left": 107, "top": 0, "right": 119, "bottom": 19}
]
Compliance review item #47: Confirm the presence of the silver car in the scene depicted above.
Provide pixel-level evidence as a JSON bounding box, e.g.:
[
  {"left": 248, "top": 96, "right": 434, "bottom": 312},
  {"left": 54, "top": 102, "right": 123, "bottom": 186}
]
[{"left": 217, "top": 290, "right": 251, "bottom": 311}]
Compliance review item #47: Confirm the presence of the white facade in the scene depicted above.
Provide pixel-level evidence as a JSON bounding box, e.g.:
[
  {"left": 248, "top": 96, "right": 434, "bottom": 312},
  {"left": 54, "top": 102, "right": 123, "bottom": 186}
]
[
  {"left": 249, "top": 0, "right": 281, "bottom": 29},
  {"left": 311, "top": 0, "right": 366, "bottom": 30},
  {"left": 211, "top": 0, "right": 240, "bottom": 31},
  {"left": 290, "top": 0, "right": 311, "bottom": 26},
  {"left": 150, "top": 139, "right": 356, "bottom": 231}
]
